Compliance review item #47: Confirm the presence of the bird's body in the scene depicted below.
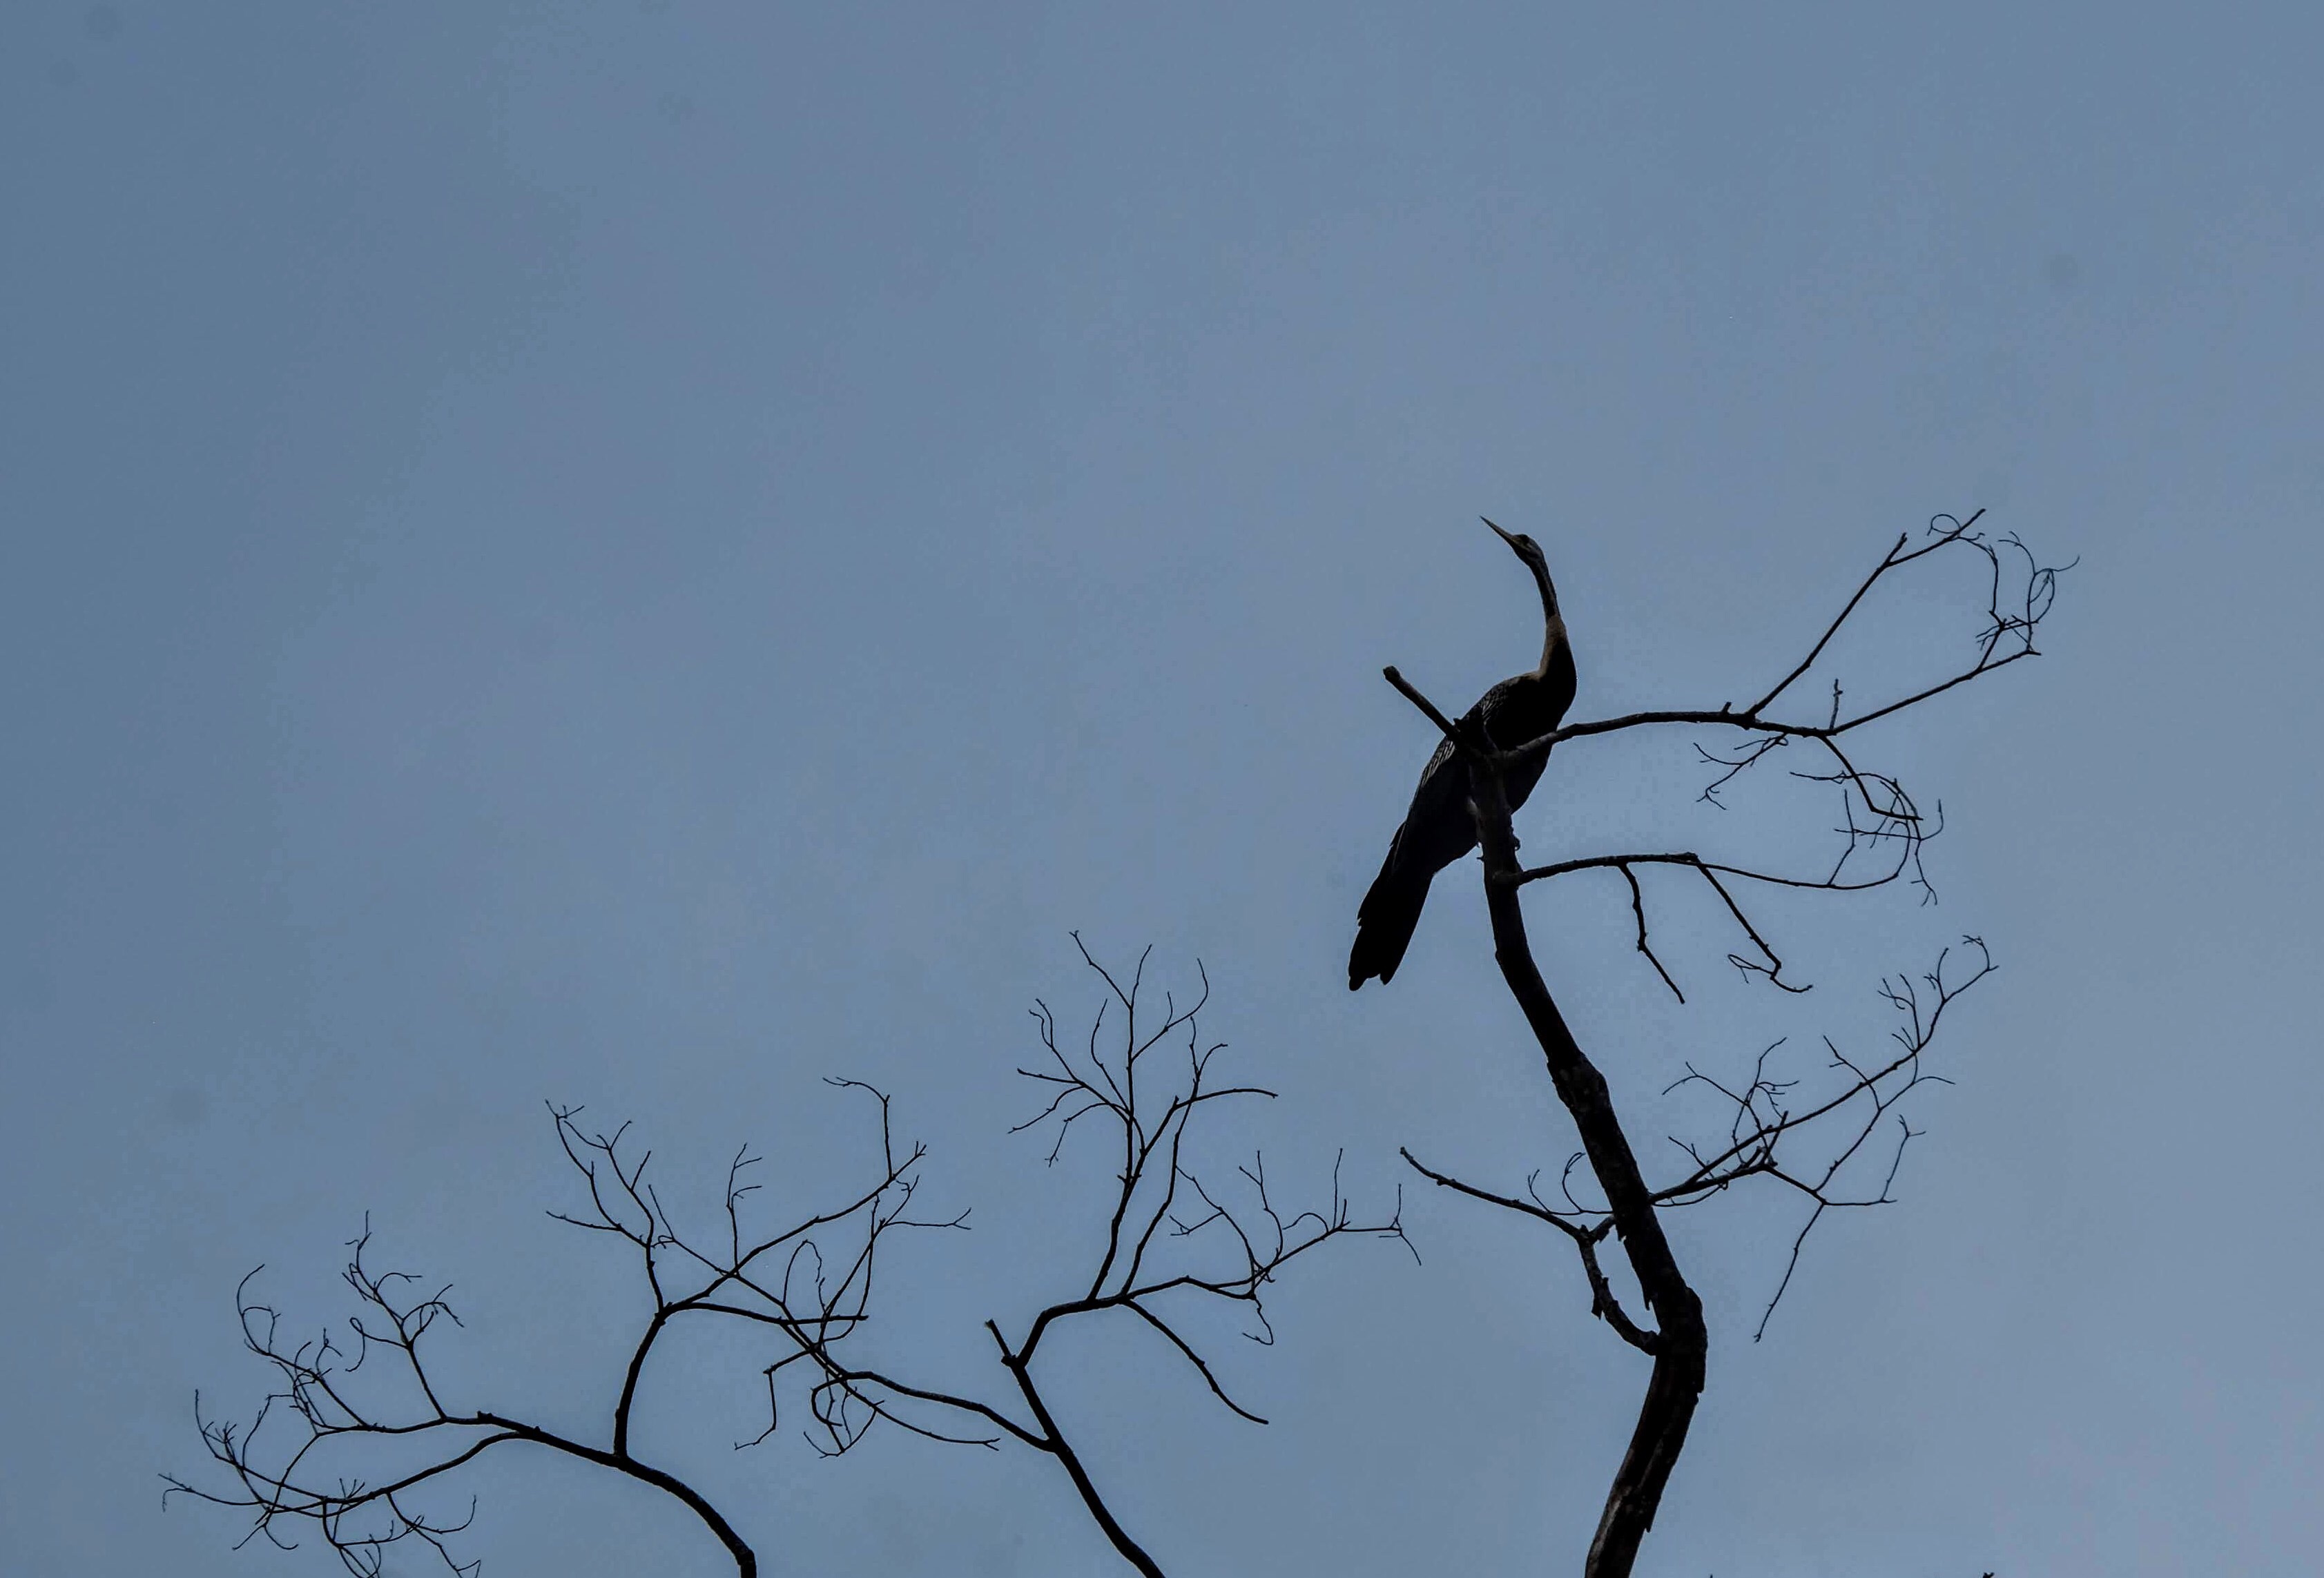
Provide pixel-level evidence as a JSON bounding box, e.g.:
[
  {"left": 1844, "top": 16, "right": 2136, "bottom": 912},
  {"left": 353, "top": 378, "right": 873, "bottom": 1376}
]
[{"left": 1348, "top": 523, "right": 1574, "bottom": 990}]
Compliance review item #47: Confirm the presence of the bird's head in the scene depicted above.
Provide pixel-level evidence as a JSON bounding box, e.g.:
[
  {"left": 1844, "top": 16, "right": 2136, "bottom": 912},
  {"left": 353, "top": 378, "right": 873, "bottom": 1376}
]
[
  {"left": 1482, "top": 517, "right": 1544, "bottom": 565},
  {"left": 1482, "top": 518, "right": 1558, "bottom": 607}
]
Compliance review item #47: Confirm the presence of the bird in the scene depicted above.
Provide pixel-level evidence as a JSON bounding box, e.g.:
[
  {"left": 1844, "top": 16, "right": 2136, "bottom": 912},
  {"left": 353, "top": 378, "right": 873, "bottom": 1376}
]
[{"left": 1348, "top": 520, "right": 1576, "bottom": 990}]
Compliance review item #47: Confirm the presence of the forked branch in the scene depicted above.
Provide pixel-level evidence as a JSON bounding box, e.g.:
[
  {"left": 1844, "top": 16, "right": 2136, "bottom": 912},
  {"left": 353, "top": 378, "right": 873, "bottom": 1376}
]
[
  {"left": 1499, "top": 514, "right": 2067, "bottom": 980},
  {"left": 795, "top": 941, "right": 1413, "bottom": 1575},
  {"left": 166, "top": 1087, "right": 952, "bottom": 1578}
]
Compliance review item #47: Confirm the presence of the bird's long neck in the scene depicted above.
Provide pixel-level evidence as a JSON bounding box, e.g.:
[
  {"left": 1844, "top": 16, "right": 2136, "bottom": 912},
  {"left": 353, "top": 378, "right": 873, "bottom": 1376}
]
[{"left": 1529, "top": 561, "right": 1568, "bottom": 679}]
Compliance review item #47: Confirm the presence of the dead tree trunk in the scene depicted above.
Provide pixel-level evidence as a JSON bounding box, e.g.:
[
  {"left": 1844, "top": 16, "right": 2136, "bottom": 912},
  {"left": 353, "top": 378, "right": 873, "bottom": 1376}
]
[{"left": 1469, "top": 743, "right": 1706, "bottom": 1575}]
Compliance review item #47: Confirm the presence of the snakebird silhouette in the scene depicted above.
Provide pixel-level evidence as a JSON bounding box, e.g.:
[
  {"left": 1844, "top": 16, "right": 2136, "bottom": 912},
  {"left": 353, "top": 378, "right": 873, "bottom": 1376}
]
[{"left": 1348, "top": 520, "right": 1576, "bottom": 989}]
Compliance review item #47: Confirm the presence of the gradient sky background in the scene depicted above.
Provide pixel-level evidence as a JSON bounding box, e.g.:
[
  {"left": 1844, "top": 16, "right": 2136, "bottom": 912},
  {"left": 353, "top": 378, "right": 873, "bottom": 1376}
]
[{"left": 5, "top": 4, "right": 2321, "bottom": 1575}]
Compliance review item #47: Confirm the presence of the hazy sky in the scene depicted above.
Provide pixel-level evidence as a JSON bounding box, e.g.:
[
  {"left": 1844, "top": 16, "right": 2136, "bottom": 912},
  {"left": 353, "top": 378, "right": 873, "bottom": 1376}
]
[{"left": 5, "top": 4, "right": 2321, "bottom": 1575}]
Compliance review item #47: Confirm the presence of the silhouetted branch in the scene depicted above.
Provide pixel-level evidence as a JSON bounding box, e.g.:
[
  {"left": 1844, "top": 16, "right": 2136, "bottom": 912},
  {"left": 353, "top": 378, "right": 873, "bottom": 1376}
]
[
  {"left": 164, "top": 1229, "right": 765, "bottom": 1578},
  {"left": 1408, "top": 938, "right": 1991, "bottom": 1347},
  {"left": 1398, "top": 1149, "right": 1658, "bottom": 1356},
  {"left": 166, "top": 1085, "right": 950, "bottom": 1578},
  {"left": 1519, "top": 850, "right": 1844, "bottom": 995},
  {"left": 1513, "top": 511, "right": 2064, "bottom": 761},
  {"left": 796, "top": 940, "right": 1413, "bottom": 1575},
  {"left": 1487, "top": 514, "right": 2066, "bottom": 993}
]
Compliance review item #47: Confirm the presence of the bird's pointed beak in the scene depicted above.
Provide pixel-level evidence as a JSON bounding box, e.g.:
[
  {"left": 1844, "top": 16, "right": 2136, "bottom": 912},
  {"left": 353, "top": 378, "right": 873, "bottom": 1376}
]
[{"left": 1482, "top": 517, "right": 1519, "bottom": 548}]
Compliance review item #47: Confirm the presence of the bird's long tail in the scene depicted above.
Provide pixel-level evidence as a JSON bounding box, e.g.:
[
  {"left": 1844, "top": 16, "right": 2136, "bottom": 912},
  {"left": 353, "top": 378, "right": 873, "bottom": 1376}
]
[{"left": 1348, "top": 853, "right": 1434, "bottom": 989}]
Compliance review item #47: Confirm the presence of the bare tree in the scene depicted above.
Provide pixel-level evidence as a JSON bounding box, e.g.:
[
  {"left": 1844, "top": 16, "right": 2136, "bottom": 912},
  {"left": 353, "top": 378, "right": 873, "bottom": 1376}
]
[
  {"left": 168, "top": 944, "right": 1404, "bottom": 1577},
  {"left": 172, "top": 514, "right": 2049, "bottom": 1578},
  {"left": 1377, "top": 511, "right": 2064, "bottom": 1577}
]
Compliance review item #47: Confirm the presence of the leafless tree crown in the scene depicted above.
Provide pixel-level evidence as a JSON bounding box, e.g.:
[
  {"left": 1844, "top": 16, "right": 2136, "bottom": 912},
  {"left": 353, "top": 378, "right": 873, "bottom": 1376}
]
[{"left": 169, "top": 944, "right": 1406, "bottom": 1578}]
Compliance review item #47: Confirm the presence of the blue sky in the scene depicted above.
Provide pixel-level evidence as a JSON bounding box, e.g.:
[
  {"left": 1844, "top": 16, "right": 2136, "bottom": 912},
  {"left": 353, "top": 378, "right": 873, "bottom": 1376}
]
[{"left": 4, "top": 4, "right": 2320, "bottom": 1574}]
